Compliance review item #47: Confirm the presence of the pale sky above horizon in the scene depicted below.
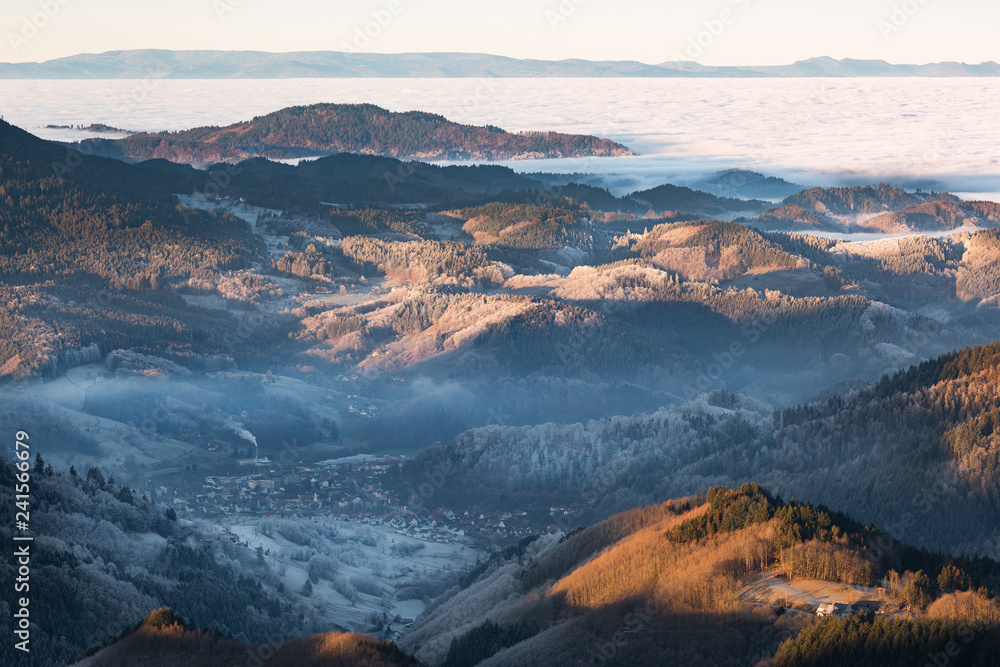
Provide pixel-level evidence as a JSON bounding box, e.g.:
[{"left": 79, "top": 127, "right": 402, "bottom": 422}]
[{"left": 3, "top": 0, "right": 998, "bottom": 66}]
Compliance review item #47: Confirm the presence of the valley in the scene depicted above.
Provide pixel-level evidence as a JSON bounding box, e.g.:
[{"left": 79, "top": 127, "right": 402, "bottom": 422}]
[{"left": 3, "top": 88, "right": 1000, "bottom": 665}]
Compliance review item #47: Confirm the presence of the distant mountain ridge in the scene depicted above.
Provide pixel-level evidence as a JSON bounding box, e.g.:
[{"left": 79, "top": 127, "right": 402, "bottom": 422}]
[{"left": 3, "top": 50, "right": 1000, "bottom": 78}]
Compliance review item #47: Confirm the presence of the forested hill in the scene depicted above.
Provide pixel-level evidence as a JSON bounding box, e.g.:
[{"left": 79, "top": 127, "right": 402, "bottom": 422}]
[
  {"left": 75, "top": 610, "right": 415, "bottom": 667},
  {"left": 0, "top": 117, "right": 262, "bottom": 287},
  {"left": 199, "top": 153, "right": 545, "bottom": 211},
  {"left": 405, "top": 341, "right": 1000, "bottom": 558},
  {"left": 0, "top": 458, "right": 309, "bottom": 667},
  {"left": 94, "top": 103, "right": 634, "bottom": 164},
  {"left": 0, "top": 119, "right": 263, "bottom": 379},
  {"left": 751, "top": 184, "right": 997, "bottom": 233},
  {"left": 400, "top": 484, "right": 1000, "bottom": 666},
  {"left": 0, "top": 118, "right": 192, "bottom": 196},
  {"left": 783, "top": 184, "right": 937, "bottom": 215}
]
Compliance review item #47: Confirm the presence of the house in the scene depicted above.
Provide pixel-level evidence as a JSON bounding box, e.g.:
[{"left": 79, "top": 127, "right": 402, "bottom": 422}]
[{"left": 816, "top": 603, "right": 854, "bottom": 618}]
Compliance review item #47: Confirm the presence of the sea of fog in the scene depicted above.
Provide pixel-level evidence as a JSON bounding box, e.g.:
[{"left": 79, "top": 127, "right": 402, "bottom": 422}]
[{"left": 3, "top": 77, "right": 1000, "bottom": 196}]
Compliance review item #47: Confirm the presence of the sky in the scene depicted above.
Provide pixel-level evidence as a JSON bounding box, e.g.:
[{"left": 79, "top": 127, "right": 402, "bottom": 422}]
[{"left": 3, "top": 0, "right": 999, "bottom": 66}]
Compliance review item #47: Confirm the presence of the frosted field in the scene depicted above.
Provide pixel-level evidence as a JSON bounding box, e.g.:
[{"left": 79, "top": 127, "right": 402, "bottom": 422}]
[
  {"left": 3, "top": 77, "right": 1000, "bottom": 194},
  {"left": 225, "top": 518, "right": 477, "bottom": 634}
]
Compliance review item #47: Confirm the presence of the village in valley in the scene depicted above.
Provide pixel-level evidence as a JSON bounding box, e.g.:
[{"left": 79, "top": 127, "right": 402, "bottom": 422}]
[{"left": 153, "top": 453, "right": 564, "bottom": 546}]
